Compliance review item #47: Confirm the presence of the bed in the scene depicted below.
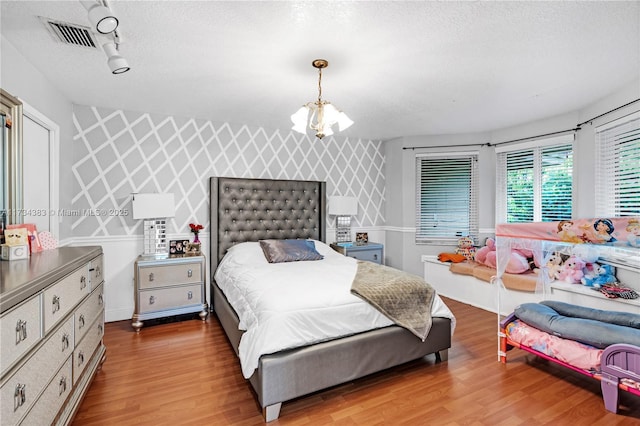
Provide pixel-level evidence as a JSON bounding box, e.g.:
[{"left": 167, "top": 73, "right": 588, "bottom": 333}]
[
  {"left": 209, "top": 176, "right": 454, "bottom": 421},
  {"left": 500, "top": 301, "right": 640, "bottom": 413},
  {"left": 494, "top": 217, "right": 640, "bottom": 414}
]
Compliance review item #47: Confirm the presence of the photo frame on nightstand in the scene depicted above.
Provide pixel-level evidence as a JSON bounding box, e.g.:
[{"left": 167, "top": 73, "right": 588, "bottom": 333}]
[
  {"left": 169, "top": 239, "right": 189, "bottom": 255},
  {"left": 356, "top": 232, "right": 368, "bottom": 245}
]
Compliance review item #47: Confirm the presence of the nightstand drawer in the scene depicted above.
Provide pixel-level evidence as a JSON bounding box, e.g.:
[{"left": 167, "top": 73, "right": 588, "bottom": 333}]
[
  {"left": 138, "top": 284, "right": 203, "bottom": 314},
  {"left": 348, "top": 249, "right": 383, "bottom": 264},
  {"left": 138, "top": 262, "right": 202, "bottom": 289}
]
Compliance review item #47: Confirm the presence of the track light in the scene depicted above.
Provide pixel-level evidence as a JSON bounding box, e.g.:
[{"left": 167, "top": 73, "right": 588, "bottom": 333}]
[
  {"left": 81, "top": 0, "right": 119, "bottom": 34},
  {"left": 103, "top": 42, "right": 130, "bottom": 74}
]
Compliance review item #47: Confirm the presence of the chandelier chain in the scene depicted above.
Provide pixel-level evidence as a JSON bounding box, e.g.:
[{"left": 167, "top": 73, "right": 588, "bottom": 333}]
[{"left": 317, "top": 67, "right": 323, "bottom": 104}]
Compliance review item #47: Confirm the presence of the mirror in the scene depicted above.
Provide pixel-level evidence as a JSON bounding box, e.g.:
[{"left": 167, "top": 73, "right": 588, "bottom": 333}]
[{"left": 1, "top": 88, "right": 23, "bottom": 242}]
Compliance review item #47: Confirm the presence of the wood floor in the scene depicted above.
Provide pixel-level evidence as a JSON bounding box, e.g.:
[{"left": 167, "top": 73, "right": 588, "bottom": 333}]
[{"left": 72, "top": 297, "right": 640, "bottom": 425}]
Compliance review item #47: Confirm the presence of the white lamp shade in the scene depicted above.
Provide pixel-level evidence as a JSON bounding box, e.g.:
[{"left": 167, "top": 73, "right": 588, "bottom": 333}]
[
  {"left": 337, "top": 112, "right": 354, "bottom": 131},
  {"left": 291, "top": 106, "right": 309, "bottom": 134},
  {"left": 132, "top": 193, "right": 176, "bottom": 219},
  {"left": 328, "top": 196, "right": 358, "bottom": 216}
]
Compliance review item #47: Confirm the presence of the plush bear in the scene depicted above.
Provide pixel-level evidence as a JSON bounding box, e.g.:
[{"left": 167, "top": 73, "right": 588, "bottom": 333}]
[
  {"left": 581, "top": 264, "right": 617, "bottom": 288},
  {"left": 557, "top": 255, "right": 585, "bottom": 284},
  {"left": 545, "top": 252, "right": 565, "bottom": 280},
  {"left": 455, "top": 236, "right": 476, "bottom": 261}
]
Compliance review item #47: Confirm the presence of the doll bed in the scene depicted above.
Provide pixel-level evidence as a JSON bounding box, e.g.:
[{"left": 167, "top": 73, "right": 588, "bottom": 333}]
[
  {"left": 499, "top": 301, "right": 640, "bottom": 413},
  {"left": 210, "top": 177, "right": 453, "bottom": 422}
]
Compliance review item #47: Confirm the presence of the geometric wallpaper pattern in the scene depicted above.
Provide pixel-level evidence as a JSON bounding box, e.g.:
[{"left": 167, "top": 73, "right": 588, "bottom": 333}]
[{"left": 71, "top": 105, "right": 385, "bottom": 237}]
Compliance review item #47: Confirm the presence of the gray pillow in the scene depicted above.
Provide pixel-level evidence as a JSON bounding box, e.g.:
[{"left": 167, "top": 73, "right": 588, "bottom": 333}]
[{"left": 259, "top": 239, "right": 324, "bottom": 263}]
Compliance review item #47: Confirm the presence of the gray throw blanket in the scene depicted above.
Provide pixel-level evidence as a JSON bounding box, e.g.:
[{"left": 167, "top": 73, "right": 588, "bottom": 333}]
[{"left": 351, "top": 260, "right": 436, "bottom": 341}]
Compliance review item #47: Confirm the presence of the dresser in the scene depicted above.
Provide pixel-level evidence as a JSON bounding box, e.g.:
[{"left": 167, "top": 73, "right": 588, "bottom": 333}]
[
  {"left": 330, "top": 242, "right": 384, "bottom": 265},
  {"left": 0, "top": 246, "right": 106, "bottom": 426},
  {"left": 131, "top": 254, "right": 208, "bottom": 331}
]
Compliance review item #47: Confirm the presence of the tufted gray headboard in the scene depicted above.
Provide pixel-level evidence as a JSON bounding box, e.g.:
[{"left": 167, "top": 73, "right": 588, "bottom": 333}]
[{"left": 209, "top": 177, "right": 327, "bottom": 271}]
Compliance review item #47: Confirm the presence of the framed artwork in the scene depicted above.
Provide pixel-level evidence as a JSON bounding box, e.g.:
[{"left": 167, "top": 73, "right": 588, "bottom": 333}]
[
  {"left": 356, "top": 232, "right": 368, "bottom": 245},
  {"left": 186, "top": 241, "right": 201, "bottom": 255},
  {"left": 169, "top": 239, "right": 189, "bottom": 255}
]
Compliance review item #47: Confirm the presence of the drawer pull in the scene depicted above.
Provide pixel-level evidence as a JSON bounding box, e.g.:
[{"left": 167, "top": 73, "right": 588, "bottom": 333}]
[
  {"left": 98, "top": 324, "right": 104, "bottom": 334},
  {"left": 95, "top": 265, "right": 102, "bottom": 277},
  {"left": 15, "top": 319, "right": 27, "bottom": 344},
  {"left": 188, "top": 269, "right": 193, "bottom": 278},
  {"left": 14, "top": 383, "right": 26, "bottom": 411},
  {"left": 98, "top": 293, "right": 104, "bottom": 305},
  {"left": 78, "top": 351, "right": 85, "bottom": 367},
  {"left": 78, "top": 314, "right": 86, "bottom": 329},
  {"left": 62, "top": 333, "right": 70, "bottom": 351},
  {"left": 80, "top": 275, "right": 87, "bottom": 289},
  {"left": 149, "top": 295, "right": 155, "bottom": 305},
  {"left": 52, "top": 295, "right": 61, "bottom": 314},
  {"left": 148, "top": 272, "right": 155, "bottom": 282},
  {"left": 374, "top": 254, "right": 378, "bottom": 260},
  {"left": 188, "top": 291, "right": 193, "bottom": 300},
  {"left": 59, "top": 376, "right": 67, "bottom": 396}
]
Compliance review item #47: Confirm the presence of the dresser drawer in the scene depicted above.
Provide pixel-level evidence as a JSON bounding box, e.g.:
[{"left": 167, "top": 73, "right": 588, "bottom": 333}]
[
  {"left": 0, "top": 296, "right": 41, "bottom": 377},
  {"left": 75, "top": 283, "right": 104, "bottom": 345},
  {"left": 89, "top": 254, "right": 104, "bottom": 290},
  {"left": 138, "top": 262, "right": 202, "bottom": 289},
  {"left": 0, "top": 316, "right": 74, "bottom": 425},
  {"left": 21, "top": 356, "right": 72, "bottom": 426},
  {"left": 138, "top": 284, "right": 203, "bottom": 314},
  {"left": 43, "top": 265, "right": 90, "bottom": 333},
  {"left": 73, "top": 315, "right": 104, "bottom": 385}
]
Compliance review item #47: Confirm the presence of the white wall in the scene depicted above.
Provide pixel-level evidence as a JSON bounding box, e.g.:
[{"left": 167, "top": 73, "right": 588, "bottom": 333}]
[
  {"left": 1, "top": 35, "right": 75, "bottom": 242},
  {"left": 384, "top": 78, "right": 640, "bottom": 277}
]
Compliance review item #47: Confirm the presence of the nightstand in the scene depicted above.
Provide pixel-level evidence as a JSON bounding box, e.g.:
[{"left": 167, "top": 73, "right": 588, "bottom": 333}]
[
  {"left": 330, "top": 242, "right": 384, "bottom": 265},
  {"left": 131, "top": 254, "right": 208, "bottom": 331}
]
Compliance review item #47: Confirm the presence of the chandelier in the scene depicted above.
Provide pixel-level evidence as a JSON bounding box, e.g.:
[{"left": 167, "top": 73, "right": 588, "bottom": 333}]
[{"left": 290, "top": 59, "right": 353, "bottom": 139}]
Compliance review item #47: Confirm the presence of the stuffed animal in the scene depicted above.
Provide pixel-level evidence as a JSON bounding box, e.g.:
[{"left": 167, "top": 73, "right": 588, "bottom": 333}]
[
  {"left": 474, "top": 238, "right": 532, "bottom": 274},
  {"left": 545, "top": 252, "right": 565, "bottom": 280},
  {"left": 455, "top": 236, "right": 476, "bottom": 261},
  {"left": 581, "top": 264, "right": 617, "bottom": 288},
  {"left": 474, "top": 237, "right": 496, "bottom": 267},
  {"left": 572, "top": 244, "right": 599, "bottom": 264},
  {"left": 582, "top": 261, "right": 601, "bottom": 282},
  {"left": 557, "top": 255, "right": 585, "bottom": 284}
]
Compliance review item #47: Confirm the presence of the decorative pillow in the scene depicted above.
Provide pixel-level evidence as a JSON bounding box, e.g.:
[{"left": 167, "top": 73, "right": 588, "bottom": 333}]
[
  {"left": 541, "top": 300, "right": 640, "bottom": 329},
  {"left": 259, "top": 239, "right": 324, "bottom": 263}
]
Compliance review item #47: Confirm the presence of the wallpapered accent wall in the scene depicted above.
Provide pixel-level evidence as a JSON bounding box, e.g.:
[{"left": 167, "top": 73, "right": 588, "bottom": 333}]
[{"left": 71, "top": 105, "right": 385, "bottom": 237}]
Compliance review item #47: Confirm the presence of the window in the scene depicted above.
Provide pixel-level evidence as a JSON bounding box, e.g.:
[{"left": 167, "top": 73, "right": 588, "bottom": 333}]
[
  {"left": 496, "top": 135, "right": 574, "bottom": 223},
  {"left": 595, "top": 111, "right": 640, "bottom": 217},
  {"left": 415, "top": 153, "right": 478, "bottom": 243}
]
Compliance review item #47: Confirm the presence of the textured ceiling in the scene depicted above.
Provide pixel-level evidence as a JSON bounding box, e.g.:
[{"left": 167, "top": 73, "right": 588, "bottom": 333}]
[{"left": 1, "top": 1, "right": 639, "bottom": 141}]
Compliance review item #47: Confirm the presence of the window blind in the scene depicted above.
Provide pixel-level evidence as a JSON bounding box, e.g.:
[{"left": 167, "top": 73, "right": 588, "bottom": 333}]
[
  {"left": 415, "top": 154, "right": 478, "bottom": 243},
  {"left": 595, "top": 112, "right": 640, "bottom": 217},
  {"left": 496, "top": 135, "right": 574, "bottom": 223}
]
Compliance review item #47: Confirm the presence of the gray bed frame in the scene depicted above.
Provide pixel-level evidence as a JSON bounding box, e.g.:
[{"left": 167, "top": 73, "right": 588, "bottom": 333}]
[{"left": 209, "top": 176, "right": 451, "bottom": 422}]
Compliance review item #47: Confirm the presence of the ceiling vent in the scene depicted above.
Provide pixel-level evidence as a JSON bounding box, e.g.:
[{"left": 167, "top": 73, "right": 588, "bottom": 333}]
[{"left": 39, "top": 16, "right": 99, "bottom": 49}]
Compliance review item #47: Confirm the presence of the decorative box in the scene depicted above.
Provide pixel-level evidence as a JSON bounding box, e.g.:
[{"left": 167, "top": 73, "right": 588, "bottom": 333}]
[{"left": 1, "top": 244, "right": 30, "bottom": 260}]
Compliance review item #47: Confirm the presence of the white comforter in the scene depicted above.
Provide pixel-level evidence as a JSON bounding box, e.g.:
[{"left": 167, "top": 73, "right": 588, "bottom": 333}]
[{"left": 214, "top": 240, "right": 456, "bottom": 378}]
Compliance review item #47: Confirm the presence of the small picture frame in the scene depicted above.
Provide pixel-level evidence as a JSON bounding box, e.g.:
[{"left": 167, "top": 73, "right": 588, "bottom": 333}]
[
  {"left": 356, "top": 232, "right": 368, "bottom": 245},
  {"left": 186, "top": 242, "right": 201, "bottom": 255},
  {"left": 169, "top": 239, "right": 189, "bottom": 255}
]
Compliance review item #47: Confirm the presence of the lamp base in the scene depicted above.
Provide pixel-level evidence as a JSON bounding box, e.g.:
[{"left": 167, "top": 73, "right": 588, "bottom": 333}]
[
  {"left": 142, "top": 218, "right": 169, "bottom": 256},
  {"left": 335, "top": 215, "right": 352, "bottom": 243}
]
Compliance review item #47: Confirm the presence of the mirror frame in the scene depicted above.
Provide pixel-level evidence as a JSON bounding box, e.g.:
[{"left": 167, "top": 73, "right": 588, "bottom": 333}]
[{"left": 1, "top": 88, "right": 23, "bottom": 226}]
